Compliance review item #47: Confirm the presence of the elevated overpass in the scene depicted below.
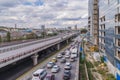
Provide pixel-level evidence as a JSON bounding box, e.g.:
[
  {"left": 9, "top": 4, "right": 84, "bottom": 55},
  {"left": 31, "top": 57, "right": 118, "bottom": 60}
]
[{"left": 0, "top": 32, "right": 79, "bottom": 68}]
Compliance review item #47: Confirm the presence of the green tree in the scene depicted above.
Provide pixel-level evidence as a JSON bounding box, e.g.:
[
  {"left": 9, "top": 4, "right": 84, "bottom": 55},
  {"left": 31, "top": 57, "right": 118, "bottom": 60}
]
[
  {"left": 7, "top": 32, "right": 11, "bottom": 42},
  {"left": 41, "top": 32, "right": 46, "bottom": 38},
  {"left": 81, "top": 28, "right": 87, "bottom": 34}
]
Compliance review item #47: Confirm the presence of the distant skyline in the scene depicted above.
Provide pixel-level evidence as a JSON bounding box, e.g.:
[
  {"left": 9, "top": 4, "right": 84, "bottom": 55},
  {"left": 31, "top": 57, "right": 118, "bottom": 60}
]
[{"left": 0, "top": 0, "right": 88, "bottom": 28}]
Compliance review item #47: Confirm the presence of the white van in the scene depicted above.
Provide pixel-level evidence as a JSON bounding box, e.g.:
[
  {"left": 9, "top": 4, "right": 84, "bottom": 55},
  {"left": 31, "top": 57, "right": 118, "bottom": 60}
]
[
  {"left": 32, "top": 69, "right": 47, "bottom": 80},
  {"left": 71, "top": 48, "right": 78, "bottom": 58}
]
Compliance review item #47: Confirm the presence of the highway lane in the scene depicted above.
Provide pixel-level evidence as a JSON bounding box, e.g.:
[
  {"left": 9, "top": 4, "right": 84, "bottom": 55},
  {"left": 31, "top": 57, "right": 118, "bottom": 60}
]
[
  {"left": 0, "top": 33, "right": 65, "bottom": 48},
  {"left": 17, "top": 36, "right": 80, "bottom": 80},
  {"left": 45, "top": 56, "right": 78, "bottom": 80},
  {"left": 29, "top": 43, "right": 79, "bottom": 80}
]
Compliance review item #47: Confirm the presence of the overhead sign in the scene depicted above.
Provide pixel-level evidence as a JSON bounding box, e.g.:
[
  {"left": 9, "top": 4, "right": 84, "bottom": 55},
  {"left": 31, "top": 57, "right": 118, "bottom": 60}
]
[{"left": 80, "top": 47, "right": 83, "bottom": 52}]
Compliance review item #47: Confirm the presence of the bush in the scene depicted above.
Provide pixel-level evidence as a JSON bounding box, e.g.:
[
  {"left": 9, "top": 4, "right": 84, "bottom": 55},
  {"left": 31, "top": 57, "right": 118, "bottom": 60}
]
[
  {"left": 94, "top": 62, "right": 100, "bottom": 67},
  {"left": 101, "top": 56, "right": 104, "bottom": 63},
  {"left": 106, "top": 74, "right": 116, "bottom": 80},
  {"left": 86, "top": 61, "right": 94, "bottom": 68},
  {"left": 88, "top": 69, "right": 94, "bottom": 80}
]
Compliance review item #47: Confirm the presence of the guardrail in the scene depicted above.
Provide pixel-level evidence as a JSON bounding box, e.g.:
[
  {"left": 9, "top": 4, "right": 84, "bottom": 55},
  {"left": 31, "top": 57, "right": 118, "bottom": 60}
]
[
  {"left": 0, "top": 34, "right": 68, "bottom": 53},
  {"left": 0, "top": 33, "right": 76, "bottom": 68}
]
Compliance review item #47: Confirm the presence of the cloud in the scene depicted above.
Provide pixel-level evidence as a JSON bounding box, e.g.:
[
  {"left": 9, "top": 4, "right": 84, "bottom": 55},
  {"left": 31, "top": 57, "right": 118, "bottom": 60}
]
[{"left": 0, "top": 0, "right": 88, "bottom": 28}]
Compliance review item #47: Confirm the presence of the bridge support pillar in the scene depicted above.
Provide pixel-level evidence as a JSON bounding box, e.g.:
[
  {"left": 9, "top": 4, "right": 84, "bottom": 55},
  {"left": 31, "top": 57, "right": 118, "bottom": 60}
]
[
  {"left": 66, "top": 39, "right": 69, "bottom": 44},
  {"left": 57, "top": 44, "right": 60, "bottom": 50},
  {"left": 70, "top": 37, "right": 73, "bottom": 41},
  {"left": 31, "top": 53, "right": 39, "bottom": 66}
]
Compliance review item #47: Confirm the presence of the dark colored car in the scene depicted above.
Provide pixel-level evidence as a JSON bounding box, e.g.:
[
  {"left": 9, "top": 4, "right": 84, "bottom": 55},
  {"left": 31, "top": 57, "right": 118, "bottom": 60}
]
[
  {"left": 61, "top": 52, "right": 65, "bottom": 55},
  {"left": 60, "top": 58, "right": 66, "bottom": 63},
  {"left": 45, "top": 74, "right": 55, "bottom": 80},
  {"left": 63, "top": 70, "right": 71, "bottom": 80}
]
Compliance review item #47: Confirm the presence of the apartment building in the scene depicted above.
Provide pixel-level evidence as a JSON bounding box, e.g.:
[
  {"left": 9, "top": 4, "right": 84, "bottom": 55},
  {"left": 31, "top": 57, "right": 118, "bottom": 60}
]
[{"left": 99, "top": 0, "right": 120, "bottom": 79}]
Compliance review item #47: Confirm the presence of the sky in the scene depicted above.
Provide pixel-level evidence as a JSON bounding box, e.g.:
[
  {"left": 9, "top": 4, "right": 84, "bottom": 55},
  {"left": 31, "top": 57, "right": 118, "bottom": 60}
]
[{"left": 0, "top": 0, "right": 88, "bottom": 29}]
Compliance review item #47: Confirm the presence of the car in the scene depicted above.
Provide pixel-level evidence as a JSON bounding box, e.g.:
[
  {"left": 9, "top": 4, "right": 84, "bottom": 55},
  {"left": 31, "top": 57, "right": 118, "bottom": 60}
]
[
  {"left": 60, "top": 58, "right": 66, "bottom": 63},
  {"left": 44, "top": 74, "right": 55, "bottom": 80},
  {"left": 70, "top": 57, "right": 75, "bottom": 62},
  {"left": 32, "top": 69, "right": 47, "bottom": 80},
  {"left": 47, "top": 62, "right": 55, "bottom": 68},
  {"left": 63, "top": 70, "right": 71, "bottom": 80},
  {"left": 61, "top": 52, "right": 65, "bottom": 55},
  {"left": 64, "top": 62, "right": 72, "bottom": 70},
  {"left": 51, "top": 58, "right": 57, "bottom": 63},
  {"left": 65, "top": 55, "right": 70, "bottom": 58},
  {"left": 57, "top": 54, "right": 62, "bottom": 58},
  {"left": 51, "top": 65, "right": 60, "bottom": 73}
]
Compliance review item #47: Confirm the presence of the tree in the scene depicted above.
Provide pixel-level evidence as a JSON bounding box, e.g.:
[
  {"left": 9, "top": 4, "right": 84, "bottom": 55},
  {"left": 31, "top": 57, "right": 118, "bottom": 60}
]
[
  {"left": 81, "top": 28, "right": 87, "bottom": 34},
  {"left": 7, "top": 32, "right": 11, "bottom": 42}
]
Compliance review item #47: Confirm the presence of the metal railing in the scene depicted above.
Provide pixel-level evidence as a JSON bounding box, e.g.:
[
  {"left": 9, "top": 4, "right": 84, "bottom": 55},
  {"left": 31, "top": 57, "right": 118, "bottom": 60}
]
[
  {"left": 0, "top": 34, "right": 68, "bottom": 53},
  {"left": 0, "top": 33, "right": 75, "bottom": 65}
]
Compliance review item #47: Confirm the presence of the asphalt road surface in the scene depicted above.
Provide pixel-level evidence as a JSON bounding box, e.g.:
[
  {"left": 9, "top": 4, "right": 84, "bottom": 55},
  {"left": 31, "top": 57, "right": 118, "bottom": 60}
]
[{"left": 45, "top": 56, "right": 78, "bottom": 80}]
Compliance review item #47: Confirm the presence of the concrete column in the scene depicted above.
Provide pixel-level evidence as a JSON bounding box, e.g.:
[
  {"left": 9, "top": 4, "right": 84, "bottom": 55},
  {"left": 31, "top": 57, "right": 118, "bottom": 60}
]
[
  {"left": 57, "top": 44, "right": 60, "bottom": 50},
  {"left": 70, "top": 37, "right": 72, "bottom": 41},
  {"left": 31, "top": 53, "right": 39, "bottom": 66},
  {"left": 66, "top": 39, "right": 69, "bottom": 44}
]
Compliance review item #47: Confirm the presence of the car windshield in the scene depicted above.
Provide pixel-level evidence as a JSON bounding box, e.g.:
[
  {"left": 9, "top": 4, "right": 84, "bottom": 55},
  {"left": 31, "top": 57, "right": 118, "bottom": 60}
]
[
  {"left": 64, "top": 71, "right": 70, "bottom": 74},
  {"left": 54, "top": 67, "right": 58, "bottom": 69},
  {"left": 49, "top": 62, "right": 53, "bottom": 64},
  {"left": 33, "top": 74, "right": 39, "bottom": 77}
]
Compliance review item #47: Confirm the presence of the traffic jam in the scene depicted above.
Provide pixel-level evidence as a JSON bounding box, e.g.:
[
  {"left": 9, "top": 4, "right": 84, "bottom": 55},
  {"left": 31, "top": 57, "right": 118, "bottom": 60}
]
[{"left": 32, "top": 42, "right": 79, "bottom": 80}]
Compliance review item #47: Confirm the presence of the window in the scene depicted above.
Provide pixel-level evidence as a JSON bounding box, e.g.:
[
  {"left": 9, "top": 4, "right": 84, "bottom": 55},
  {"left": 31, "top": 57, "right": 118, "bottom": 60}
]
[
  {"left": 118, "top": 39, "right": 120, "bottom": 46},
  {"left": 118, "top": 0, "right": 120, "bottom": 3},
  {"left": 118, "top": 50, "right": 120, "bottom": 58},
  {"left": 118, "top": 27, "right": 120, "bottom": 34},
  {"left": 115, "top": 26, "right": 120, "bottom": 34},
  {"left": 115, "top": 13, "right": 120, "bottom": 22}
]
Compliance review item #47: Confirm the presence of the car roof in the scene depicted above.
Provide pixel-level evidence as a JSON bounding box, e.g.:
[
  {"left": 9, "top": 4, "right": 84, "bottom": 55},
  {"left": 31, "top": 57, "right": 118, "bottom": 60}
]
[
  {"left": 46, "top": 74, "right": 53, "bottom": 77},
  {"left": 64, "top": 70, "right": 70, "bottom": 72},
  {"left": 48, "top": 62, "right": 53, "bottom": 63},
  {"left": 65, "top": 62, "right": 70, "bottom": 65},
  {"left": 53, "top": 65, "right": 58, "bottom": 67},
  {"left": 33, "top": 69, "right": 45, "bottom": 74},
  {"left": 52, "top": 57, "right": 56, "bottom": 59}
]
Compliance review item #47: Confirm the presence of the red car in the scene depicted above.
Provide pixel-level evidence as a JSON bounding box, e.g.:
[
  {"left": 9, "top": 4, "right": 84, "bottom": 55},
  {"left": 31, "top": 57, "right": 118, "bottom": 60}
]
[{"left": 45, "top": 74, "right": 55, "bottom": 80}]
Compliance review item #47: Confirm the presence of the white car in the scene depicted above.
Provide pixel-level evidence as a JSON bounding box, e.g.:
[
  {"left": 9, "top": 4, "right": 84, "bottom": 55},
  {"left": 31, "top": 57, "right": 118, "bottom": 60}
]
[
  {"left": 51, "top": 65, "right": 60, "bottom": 73},
  {"left": 32, "top": 69, "right": 47, "bottom": 80},
  {"left": 57, "top": 54, "right": 62, "bottom": 58},
  {"left": 65, "top": 55, "right": 70, "bottom": 58},
  {"left": 47, "top": 62, "right": 55, "bottom": 68},
  {"left": 70, "top": 57, "right": 75, "bottom": 62},
  {"left": 64, "top": 62, "right": 72, "bottom": 70}
]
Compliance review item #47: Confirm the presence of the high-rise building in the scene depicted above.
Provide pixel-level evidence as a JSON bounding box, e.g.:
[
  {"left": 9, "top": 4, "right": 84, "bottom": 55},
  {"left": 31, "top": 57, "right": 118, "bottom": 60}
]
[
  {"left": 74, "top": 25, "right": 77, "bottom": 30},
  {"left": 88, "top": 0, "right": 99, "bottom": 46},
  {"left": 99, "top": 0, "right": 120, "bottom": 79}
]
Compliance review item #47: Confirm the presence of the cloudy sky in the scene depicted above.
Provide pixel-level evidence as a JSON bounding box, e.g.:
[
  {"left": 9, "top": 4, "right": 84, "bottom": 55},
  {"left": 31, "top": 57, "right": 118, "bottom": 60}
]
[{"left": 0, "top": 0, "right": 88, "bottom": 28}]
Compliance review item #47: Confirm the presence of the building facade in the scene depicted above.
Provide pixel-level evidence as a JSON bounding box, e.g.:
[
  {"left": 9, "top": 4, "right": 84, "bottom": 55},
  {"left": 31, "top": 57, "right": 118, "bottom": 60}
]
[
  {"left": 88, "top": 0, "right": 99, "bottom": 46},
  {"left": 99, "top": 0, "right": 120, "bottom": 79}
]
